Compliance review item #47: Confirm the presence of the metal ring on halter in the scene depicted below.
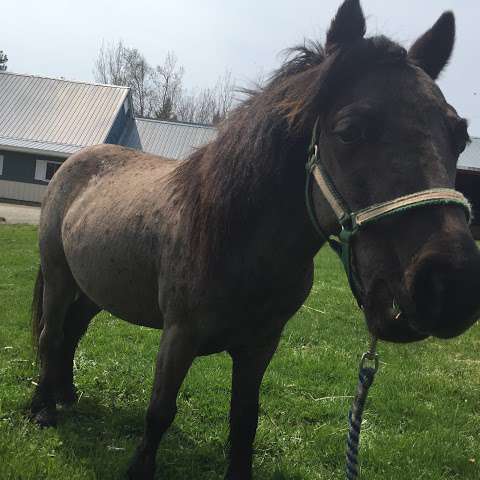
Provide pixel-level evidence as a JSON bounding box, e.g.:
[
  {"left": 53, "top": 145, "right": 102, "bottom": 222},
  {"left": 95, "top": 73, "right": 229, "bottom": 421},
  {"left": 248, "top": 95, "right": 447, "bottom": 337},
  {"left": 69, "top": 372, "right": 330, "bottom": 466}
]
[{"left": 359, "top": 351, "right": 379, "bottom": 373}]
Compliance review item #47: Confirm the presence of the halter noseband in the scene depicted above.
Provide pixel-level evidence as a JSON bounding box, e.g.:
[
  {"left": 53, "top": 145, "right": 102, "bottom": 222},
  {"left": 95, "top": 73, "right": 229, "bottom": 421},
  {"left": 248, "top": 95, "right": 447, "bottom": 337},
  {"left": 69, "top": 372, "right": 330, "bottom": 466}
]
[{"left": 305, "top": 120, "right": 472, "bottom": 307}]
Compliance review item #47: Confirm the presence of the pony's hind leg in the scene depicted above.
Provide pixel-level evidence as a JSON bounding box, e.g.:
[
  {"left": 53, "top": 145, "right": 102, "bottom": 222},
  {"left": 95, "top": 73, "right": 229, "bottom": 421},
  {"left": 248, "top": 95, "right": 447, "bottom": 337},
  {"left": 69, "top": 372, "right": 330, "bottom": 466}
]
[
  {"left": 55, "top": 294, "right": 100, "bottom": 405},
  {"left": 30, "top": 265, "right": 77, "bottom": 427}
]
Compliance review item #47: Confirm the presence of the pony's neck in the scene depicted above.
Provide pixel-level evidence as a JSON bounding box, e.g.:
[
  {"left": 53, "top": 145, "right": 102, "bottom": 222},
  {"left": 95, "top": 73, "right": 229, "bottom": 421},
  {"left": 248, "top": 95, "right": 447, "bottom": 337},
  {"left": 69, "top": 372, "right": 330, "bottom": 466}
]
[
  {"left": 170, "top": 115, "right": 322, "bottom": 286},
  {"left": 213, "top": 139, "right": 320, "bottom": 273}
]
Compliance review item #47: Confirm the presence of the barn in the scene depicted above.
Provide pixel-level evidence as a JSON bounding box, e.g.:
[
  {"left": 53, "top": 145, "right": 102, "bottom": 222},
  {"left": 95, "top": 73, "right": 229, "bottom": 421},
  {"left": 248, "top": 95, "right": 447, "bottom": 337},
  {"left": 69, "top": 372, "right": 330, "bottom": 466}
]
[
  {"left": 0, "top": 70, "right": 479, "bottom": 218},
  {"left": 456, "top": 138, "right": 480, "bottom": 236},
  {"left": 0, "top": 71, "right": 215, "bottom": 204}
]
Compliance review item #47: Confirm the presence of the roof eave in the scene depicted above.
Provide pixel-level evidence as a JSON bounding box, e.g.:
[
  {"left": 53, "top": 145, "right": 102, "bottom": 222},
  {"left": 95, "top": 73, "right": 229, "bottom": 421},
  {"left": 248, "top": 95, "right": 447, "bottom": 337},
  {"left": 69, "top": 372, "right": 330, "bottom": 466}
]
[{"left": 0, "top": 144, "right": 70, "bottom": 159}]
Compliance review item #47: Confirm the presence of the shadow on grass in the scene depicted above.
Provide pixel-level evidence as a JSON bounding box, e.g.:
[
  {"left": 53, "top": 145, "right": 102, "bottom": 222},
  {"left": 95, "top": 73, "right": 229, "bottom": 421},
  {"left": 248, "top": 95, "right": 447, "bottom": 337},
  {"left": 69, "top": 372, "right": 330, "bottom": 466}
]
[
  {"left": 48, "top": 396, "right": 301, "bottom": 480},
  {"left": 269, "top": 474, "right": 304, "bottom": 480}
]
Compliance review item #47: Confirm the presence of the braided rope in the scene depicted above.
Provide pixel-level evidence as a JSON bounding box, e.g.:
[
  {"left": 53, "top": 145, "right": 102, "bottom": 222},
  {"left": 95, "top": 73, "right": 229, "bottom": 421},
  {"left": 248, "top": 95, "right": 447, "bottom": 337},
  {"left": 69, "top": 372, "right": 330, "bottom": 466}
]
[
  {"left": 346, "top": 367, "right": 376, "bottom": 479},
  {"left": 346, "top": 338, "right": 378, "bottom": 480}
]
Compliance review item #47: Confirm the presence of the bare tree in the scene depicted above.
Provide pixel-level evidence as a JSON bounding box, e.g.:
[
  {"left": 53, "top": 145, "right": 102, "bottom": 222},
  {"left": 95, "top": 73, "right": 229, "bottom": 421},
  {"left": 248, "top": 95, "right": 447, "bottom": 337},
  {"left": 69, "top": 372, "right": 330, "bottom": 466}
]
[
  {"left": 94, "top": 41, "right": 128, "bottom": 85},
  {"left": 176, "top": 91, "right": 198, "bottom": 123},
  {"left": 175, "top": 70, "right": 236, "bottom": 125},
  {"left": 150, "top": 52, "right": 184, "bottom": 121},
  {"left": 213, "top": 70, "right": 235, "bottom": 122},
  {"left": 124, "top": 48, "right": 152, "bottom": 117},
  {"left": 93, "top": 41, "right": 153, "bottom": 117},
  {"left": 175, "top": 87, "right": 214, "bottom": 124},
  {"left": 93, "top": 43, "right": 236, "bottom": 125},
  {"left": 194, "top": 87, "right": 217, "bottom": 124}
]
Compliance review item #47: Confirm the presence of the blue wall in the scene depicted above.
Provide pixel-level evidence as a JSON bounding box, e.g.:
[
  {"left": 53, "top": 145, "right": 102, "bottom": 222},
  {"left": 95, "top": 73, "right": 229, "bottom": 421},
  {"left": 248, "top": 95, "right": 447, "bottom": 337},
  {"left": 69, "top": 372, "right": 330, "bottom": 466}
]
[
  {"left": 105, "top": 103, "right": 129, "bottom": 144},
  {"left": 0, "top": 150, "right": 64, "bottom": 185}
]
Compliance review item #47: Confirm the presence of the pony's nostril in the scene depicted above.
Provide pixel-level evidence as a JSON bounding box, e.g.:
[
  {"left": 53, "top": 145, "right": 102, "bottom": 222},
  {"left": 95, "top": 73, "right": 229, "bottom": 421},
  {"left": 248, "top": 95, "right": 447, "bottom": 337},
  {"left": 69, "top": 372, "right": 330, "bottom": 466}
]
[
  {"left": 412, "top": 263, "right": 449, "bottom": 327},
  {"left": 424, "top": 273, "right": 445, "bottom": 317},
  {"left": 407, "top": 239, "right": 480, "bottom": 338}
]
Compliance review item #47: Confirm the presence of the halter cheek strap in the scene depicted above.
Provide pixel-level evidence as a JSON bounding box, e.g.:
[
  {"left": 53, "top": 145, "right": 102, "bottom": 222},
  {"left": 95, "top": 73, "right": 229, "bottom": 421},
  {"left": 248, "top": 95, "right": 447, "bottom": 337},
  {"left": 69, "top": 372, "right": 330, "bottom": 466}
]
[{"left": 305, "top": 128, "right": 472, "bottom": 307}]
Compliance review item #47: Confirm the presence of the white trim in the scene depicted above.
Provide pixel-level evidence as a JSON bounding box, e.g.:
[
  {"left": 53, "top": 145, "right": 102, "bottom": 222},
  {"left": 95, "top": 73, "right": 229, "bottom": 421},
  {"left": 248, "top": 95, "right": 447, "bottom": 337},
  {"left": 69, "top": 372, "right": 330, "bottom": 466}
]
[
  {"left": 34, "top": 159, "right": 47, "bottom": 181},
  {"left": 35, "top": 159, "right": 62, "bottom": 183},
  {"left": 0, "top": 144, "right": 70, "bottom": 158},
  {"left": 0, "top": 154, "right": 3, "bottom": 175}
]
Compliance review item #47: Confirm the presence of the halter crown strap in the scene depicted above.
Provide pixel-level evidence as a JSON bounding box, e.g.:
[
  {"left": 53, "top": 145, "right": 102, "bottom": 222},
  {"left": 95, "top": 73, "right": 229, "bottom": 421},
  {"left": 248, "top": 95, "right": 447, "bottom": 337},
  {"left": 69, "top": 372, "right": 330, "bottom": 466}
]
[{"left": 311, "top": 158, "right": 347, "bottom": 222}]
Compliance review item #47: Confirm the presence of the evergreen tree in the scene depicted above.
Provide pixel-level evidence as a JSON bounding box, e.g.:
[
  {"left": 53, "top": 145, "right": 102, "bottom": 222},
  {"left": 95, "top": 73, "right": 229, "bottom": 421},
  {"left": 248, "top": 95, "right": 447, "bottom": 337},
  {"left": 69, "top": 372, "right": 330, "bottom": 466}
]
[{"left": 0, "top": 51, "right": 7, "bottom": 71}]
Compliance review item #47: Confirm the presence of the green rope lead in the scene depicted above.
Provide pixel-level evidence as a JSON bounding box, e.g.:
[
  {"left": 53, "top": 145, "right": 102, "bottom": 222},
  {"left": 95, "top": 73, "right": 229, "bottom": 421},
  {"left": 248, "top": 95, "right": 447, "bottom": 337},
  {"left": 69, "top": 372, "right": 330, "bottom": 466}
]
[{"left": 346, "top": 339, "right": 379, "bottom": 480}]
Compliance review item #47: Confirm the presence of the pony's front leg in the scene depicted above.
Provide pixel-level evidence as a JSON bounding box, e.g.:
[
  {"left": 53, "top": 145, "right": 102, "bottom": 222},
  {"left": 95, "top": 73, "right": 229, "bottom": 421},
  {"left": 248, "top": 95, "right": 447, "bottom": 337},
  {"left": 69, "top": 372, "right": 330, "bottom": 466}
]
[
  {"left": 225, "top": 337, "right": 280, "bottom": 480},
  {"left": 127, "top": 324, "right": 197, "bottom": 480}
]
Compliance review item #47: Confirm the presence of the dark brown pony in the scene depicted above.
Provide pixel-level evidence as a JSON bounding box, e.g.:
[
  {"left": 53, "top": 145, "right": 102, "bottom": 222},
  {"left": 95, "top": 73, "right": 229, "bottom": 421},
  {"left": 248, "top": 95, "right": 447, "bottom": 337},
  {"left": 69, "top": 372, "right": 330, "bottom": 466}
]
[{"left": 30, "top": 1, "right": 480, "bottom": 478}]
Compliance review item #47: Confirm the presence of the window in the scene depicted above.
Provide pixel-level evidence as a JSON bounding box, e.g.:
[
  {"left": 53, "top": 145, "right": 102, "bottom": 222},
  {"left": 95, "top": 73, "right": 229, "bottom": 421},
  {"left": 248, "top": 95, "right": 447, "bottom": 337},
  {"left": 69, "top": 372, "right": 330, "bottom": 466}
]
[
  {"left": 35, "top": 159, "right": 62, "bottom": 182},
  {"left": 45, "top": 162, "right": 61, "bottom": 180},
  {"left": 0, "top": 155, "right": 3, "bottom": 175}
]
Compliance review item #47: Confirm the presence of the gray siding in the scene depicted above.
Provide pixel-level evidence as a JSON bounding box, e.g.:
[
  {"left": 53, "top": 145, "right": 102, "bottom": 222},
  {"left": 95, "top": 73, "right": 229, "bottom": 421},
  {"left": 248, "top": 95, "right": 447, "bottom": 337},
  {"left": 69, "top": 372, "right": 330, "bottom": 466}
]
[{"left": 0, "top": 179, "right": 47, "bottom": 203}]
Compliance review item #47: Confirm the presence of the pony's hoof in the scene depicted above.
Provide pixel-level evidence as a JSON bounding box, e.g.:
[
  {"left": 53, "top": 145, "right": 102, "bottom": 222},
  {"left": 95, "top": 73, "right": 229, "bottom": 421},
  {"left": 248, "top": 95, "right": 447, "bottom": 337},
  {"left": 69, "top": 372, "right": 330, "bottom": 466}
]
[
  {"left": 55, "top": 385, "right": 78, "bottom": 406},
  {"left": 127, "top": 466, "right": 155, "bottom": 480},
  {"left": 224, "top": 466, "right": 253, "bottom": 480},
  {"left": 224, "top": 473, "right": 252, "bottom": 480},
  {"left": 127, "top": 456, "right": 156, "bottom": 480},
  {"left": 33, "top": 407, "right": 58, "bottom": 428}
]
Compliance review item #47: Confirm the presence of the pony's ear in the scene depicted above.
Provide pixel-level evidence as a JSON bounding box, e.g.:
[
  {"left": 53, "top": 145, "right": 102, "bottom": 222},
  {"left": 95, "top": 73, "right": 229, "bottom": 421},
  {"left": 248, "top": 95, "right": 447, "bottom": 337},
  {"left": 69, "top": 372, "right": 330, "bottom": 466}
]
[
  {"left": 408, "top": 12, "right": 455, "bottom": 80},
  {"left": 326, "top": 0, "right": 366, "bottom": 53}
]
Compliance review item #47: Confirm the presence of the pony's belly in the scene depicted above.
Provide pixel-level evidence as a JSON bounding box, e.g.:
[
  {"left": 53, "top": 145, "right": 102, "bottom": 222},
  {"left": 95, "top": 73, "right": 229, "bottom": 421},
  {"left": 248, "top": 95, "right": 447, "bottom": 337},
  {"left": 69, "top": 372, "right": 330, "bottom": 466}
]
[
  {"left": 62, "top": 229, "right": 164, "bottom": 329},
  {"left": 69, "top": 257, "right": 164, "bottom": 329}
]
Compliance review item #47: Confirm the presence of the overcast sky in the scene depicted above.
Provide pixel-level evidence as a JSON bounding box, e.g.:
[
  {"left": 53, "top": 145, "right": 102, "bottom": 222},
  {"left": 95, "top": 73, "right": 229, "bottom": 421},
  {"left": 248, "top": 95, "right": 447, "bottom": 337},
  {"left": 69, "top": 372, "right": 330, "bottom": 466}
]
[{"left": 3, "top": 0, "right": 479, "bottom": 134}]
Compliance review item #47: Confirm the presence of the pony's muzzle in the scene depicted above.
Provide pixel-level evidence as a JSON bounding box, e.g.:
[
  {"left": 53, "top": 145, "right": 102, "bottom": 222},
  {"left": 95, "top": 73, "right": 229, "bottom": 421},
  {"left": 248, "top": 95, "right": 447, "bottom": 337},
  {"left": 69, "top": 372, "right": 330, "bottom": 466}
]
[{"left": 408, "top": 247, "right": 480, "bottom": 338}]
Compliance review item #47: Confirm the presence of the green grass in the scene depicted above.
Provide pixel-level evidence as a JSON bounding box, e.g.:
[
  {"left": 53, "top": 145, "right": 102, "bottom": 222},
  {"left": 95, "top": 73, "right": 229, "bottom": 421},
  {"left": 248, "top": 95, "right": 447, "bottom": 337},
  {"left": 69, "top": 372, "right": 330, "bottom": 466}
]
[{"left": 0, "top": 225, "right": 479, "bottom": 480}]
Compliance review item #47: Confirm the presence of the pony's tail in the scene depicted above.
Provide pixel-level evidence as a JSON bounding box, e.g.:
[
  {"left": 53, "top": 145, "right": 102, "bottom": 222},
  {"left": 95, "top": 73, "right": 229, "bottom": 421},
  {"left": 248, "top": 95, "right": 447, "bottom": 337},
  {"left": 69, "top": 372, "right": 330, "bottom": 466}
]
[{"left": 31, "top": 267, "right": 44, "bottom": 359}]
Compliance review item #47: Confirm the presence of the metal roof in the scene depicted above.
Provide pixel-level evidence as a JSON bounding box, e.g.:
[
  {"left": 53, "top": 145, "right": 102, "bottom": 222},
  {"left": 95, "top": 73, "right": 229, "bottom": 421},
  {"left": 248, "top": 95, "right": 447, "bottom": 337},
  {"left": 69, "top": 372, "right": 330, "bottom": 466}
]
[
  {"left": 0, "top": 72, "right": 129, "bottom": 156},
  {"left": 0, "top": 136, "right": 79, "bottom": 157},
  {"left": 120, "top": 117, "right": 216, "bottom": 159},
  {"left": 458, "top": 137, "right": 480, "bottom": 172}
]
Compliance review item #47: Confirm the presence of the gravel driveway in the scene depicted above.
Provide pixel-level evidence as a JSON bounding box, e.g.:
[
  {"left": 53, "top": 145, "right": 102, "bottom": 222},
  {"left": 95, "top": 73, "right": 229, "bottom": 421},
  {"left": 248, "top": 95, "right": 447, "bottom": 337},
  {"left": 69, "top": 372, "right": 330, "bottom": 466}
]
[{"left": 0, "top": 202, "right": 41, "bottom": 225}]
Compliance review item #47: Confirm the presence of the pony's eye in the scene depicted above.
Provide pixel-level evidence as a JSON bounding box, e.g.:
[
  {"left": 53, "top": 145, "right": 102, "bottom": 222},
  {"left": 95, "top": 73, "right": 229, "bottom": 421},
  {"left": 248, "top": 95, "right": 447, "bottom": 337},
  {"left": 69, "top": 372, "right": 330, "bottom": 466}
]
[
  {"left": 453, "top": 120, "right": 469, "bottom": 155},
  {"left": 363, "top": 122, "right": 383, "bottom": 143},
  {"left": 335, "top": 124, "right": 363, "bottom": 145}
]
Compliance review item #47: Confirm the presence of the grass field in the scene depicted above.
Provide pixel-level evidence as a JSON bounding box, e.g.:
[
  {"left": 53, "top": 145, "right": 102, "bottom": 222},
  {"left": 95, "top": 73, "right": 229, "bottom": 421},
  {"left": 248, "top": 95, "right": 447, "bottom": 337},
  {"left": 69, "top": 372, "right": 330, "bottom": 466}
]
[{"left": 0, "top": 225, "right": 479, "bottom": 480}]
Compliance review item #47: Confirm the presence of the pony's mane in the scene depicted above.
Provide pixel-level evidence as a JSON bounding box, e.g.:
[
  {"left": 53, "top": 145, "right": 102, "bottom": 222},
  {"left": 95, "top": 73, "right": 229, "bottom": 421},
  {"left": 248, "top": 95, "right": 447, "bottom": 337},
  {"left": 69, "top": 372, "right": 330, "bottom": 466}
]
[
  {"left": 169, "top": 35, "right": 408, "bottom": 283},
  {"left": 270, "top": 40, "right": 327, "bottom": 85}
]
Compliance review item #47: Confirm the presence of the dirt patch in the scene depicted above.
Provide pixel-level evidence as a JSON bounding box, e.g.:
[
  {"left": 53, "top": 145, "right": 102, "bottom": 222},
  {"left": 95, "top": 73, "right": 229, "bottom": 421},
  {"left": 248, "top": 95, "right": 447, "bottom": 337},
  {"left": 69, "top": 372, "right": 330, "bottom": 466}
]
[{"left": 0, "top": 203, "right": 41, "bottom": 225}]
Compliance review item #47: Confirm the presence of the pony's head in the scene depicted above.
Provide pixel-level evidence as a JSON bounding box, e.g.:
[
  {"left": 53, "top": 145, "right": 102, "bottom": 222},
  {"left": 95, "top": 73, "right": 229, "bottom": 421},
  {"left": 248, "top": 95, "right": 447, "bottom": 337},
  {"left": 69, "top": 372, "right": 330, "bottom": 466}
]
[{"left": 302, "top": 0, "right": 479, "bottom": 342}]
